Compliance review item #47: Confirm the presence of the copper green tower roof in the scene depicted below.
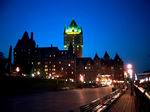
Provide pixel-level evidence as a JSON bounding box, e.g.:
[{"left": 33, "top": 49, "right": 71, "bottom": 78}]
[{"left": 64, "top": 20, "right": 82, "bottom": 35}]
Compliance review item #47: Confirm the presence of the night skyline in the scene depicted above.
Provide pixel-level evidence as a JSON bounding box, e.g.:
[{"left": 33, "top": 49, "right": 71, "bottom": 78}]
[{"left": 0, "top": 0, "right": 150, "bottom": 73}]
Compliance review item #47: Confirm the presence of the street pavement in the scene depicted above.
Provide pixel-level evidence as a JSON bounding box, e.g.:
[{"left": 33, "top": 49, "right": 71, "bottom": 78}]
[{"left": 108, "top": 89, "right": 136, "bottom": 112}]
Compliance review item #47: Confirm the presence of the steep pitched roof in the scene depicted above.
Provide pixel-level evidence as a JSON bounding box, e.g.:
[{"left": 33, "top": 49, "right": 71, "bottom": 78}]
[
  {"left": 94, "top": 53, "right": 100, "bottom": 60},
  {"left": 104, "top": 51, "right": 110, "bottom": 60},
  {"left": 70, "top": 19, "right": 78, "bottom": 27}
]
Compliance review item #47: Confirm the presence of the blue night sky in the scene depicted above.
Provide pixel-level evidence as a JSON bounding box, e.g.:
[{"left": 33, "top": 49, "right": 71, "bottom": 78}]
[{"left": 0, "top": 0, "right": 150, "bottom": 73}]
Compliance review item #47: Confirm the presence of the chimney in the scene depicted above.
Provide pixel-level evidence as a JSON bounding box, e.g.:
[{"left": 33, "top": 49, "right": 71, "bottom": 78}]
[{"left": 31, "top": 32, "right": 33, "bottom": 40}]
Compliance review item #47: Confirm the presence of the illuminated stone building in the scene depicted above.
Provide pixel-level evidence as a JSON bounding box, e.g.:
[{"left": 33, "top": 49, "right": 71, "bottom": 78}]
[
  {"left": 14, "top": 31, "right": 36, "bottom": 75},
  {"left": 14, "top": 20, "right": 124, "bottom": 82},
  {"left": 113, "top": 53, "right": 124, "bottom": 81},
  {"left": 14, "top": 32, "right": 76, "bottom": 79},
  {"left": 64, "top": 20, "right": 83, "bottom": 57},
  {"left": 76, "top": 57, "right": 94, "bottom": 81}
]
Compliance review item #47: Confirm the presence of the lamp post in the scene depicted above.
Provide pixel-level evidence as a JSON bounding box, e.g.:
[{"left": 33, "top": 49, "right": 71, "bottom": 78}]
[{"left": 127, "top": 64, "right": 133, "bottom": 96}]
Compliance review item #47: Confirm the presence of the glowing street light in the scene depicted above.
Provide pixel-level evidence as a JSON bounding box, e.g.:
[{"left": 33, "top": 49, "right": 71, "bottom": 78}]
[
  {"left": 32, "top": 73, "right": 35, "bottom": 77},
  {"left": 127, "top": 63, "right": 134, "bottom": 96},
  {"left": 127, "top": 64, "right": 133, "bottom": 79},
  {"left": 37, "top": 71, "right": 40, "bottom": 75},
  {"left": 79, "top": 74, "right": 84, "bottom": 82},
  {"left": 16, "top": 67, "right": 20, "bottom": 72},
  {"left": 127, "top": 64, "right": 132, "bottom": 69},
  {"left": 128, "top": 69, "right": 133, "bottom": 79},
  {"left": 96, "top": 77, "right": 99, "bottom": 82}
]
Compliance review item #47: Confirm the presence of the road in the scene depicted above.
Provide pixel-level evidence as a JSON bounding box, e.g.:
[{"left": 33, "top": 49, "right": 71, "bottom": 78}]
[{"left": 0, "top": 87, "right": 112, "bottom": 112}]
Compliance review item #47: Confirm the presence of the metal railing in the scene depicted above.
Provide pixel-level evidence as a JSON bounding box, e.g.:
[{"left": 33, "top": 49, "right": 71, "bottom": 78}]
[
  {"left": 80, "top": 88, "right": 126, "bottom": 112},
  {"left": 134, "top": 85, "right": 150, "bottom": 112}
]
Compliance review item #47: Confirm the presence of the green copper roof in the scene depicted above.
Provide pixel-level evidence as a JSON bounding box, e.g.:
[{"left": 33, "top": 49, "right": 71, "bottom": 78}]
[{"left": 65, "top": 20, "right": 82, "bottom": 34}]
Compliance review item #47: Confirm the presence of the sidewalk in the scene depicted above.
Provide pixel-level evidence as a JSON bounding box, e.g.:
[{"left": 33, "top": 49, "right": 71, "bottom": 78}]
[{"left": 108, "top": 89, "right": 136, "bottom": 112}]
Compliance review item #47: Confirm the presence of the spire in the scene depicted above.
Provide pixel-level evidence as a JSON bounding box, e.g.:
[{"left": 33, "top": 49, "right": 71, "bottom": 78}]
[
  {"left": 70, "top": 19, "right": 77, "bottom": 27},
  {"left": 30, "top": 32, "right": 33, "bottom": 40},
  {"left": 22, "top": 31, "right": 29, "bottom": 40},
  {"left": 94, "top": 53, "right": 100, "bottom": 60},
  {"left": 104, "top": 51, "right": 110, "bottom": 61},
  {"left": 114, "top": 53, "right": 120, "bottom": 60},
  {"left": 114, "top": 53, "right": 123, "bottom": 62}
]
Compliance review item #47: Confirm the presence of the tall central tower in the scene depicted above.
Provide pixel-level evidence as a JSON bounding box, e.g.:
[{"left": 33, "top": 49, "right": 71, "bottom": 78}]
[{"left": 64, "top": 20, "right": 83, "bottom": 57}]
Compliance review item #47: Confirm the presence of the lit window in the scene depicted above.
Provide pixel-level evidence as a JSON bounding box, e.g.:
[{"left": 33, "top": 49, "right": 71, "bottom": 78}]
[
  {"left": 71, "top": 72, "right": 74, "bottom": 74},
  {"left": 52, "top": 68, "right": 56, "bottom": 71},
  {"left": 85, "top": 67, "right": 87, "bottom": 69},
  {"left": 68, "top": 64, "right": 71, "bottom": 67},
  {"left": 45, "top": 69, "right": 48, "bottom": 72},
  {"left": 49, "top": 74, "right": 51, "bottom": 77},
  {"left": 61, "top": 67, "right": 64, "bottom": 71},
  {"left": 64, "top": 45, "right": 67, "bottom": 48},
  {"left": 53, "top": 65, "right": 56, "bottom": 67},
  {"left": 52, "top": 72, "right": 55, "bottom": 75},
  {"left": 59, "top": 61, "right": 61, "bottom": 64},
  {"left": 37, "top": 71, "right": 40, "bottom": 75},
  {"left": 38, "top": 62, "right": 40, "bottom": 65},
  {"left": 53, "top": 55, "right": 55, "bottom": 57},
  {"left": 45, "top": 65, "right": 48, "bottom": 68},
  {"left": 32, "top": 73, "right": 35, "bottom": 77}
]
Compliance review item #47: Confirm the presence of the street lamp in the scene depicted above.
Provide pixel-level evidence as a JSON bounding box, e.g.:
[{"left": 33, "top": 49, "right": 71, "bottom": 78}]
[
  {"left": 127, "top": 63, "right": 134, "bottom": 96},
  {"left": 16, "top": 66, "right": 20, "bottom": 76},
  {"left": 79, "top": 74, "right": 84, "bottom": 83},
  {"left": 127, "top": 64, "right": 133, "bottom": 79},
  {"left": 16, "top": 67, "right": 20, "bottom": 72}
]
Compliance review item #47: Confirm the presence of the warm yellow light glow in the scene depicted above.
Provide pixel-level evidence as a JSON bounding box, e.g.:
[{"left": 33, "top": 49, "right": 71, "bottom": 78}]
[
  {"left": 127, "top": 69, "right": 133, "bottom": 79},
  {"left": 37, "top": 71, "right": 40, "bottom": 75},
  {"left": 139, "top": 79, "right": 145, "bottom": 83},
  {"left": 32, "top": 73, "right": 35, "bottom": 77},
  {"left": 79, "top": 74, "right": 84, "bottom": 82},
  {"left": 96, "top": 77, "right": 99, "bottom": 82},
  {"left": 64, "top": 45, "right": 67, "bottom": 48},
  {"left": 65, "top": 27, "right": 81, "bottom": 35},
  {"left": 16, "top": 67, "right": 20, "bottom": 72},
  {"left": 65, "top": 31, "right": 81, "bottom": 34},
  {"left": 127, "top": 64, "right": 132, "bottom": 69}
]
